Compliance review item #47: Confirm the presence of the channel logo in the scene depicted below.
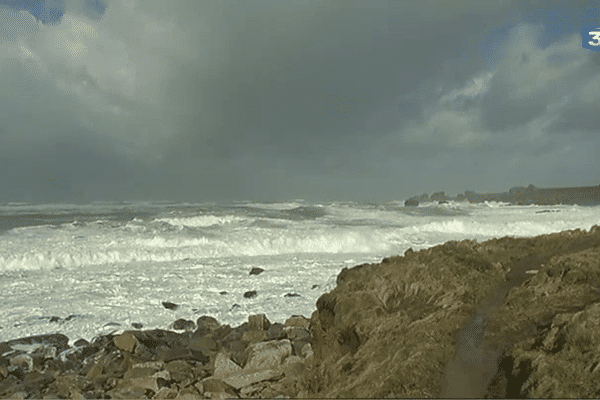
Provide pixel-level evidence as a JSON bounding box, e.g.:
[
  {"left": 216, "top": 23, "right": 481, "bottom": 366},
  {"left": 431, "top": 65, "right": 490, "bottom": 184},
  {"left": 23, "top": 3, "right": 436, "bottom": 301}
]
[
  {"left": 581, "top": 1, "right": 600, "bottom": 50},
  {"left": 582, "top": 26, "right": 600, "bottom": 50}
]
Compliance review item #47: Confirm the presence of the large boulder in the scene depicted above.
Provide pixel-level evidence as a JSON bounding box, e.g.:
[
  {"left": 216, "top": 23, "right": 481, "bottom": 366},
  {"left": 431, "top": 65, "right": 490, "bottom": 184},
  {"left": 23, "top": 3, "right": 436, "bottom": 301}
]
[{"left": 298, "top": 225, "right": 600, "bottom": 398}]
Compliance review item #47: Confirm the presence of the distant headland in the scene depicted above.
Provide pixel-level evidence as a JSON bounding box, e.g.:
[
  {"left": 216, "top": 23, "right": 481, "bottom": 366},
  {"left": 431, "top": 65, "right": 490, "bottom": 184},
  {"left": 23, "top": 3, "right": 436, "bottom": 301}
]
[{"left": 404, "top": 184, "right": 600, "bottom": 206}]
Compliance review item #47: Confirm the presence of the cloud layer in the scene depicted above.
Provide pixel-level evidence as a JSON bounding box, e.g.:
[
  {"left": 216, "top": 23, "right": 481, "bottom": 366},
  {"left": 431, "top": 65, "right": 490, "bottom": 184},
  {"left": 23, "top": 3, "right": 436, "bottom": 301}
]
[{"left": 0, "top": 0, "right": 597, "bottom": 202}]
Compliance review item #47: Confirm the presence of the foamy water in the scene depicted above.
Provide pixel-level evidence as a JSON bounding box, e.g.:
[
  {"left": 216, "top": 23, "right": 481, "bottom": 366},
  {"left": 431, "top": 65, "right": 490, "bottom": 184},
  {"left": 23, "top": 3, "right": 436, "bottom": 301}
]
[{"left": 1, "top": 200, "right": 598, "bottom": 345}]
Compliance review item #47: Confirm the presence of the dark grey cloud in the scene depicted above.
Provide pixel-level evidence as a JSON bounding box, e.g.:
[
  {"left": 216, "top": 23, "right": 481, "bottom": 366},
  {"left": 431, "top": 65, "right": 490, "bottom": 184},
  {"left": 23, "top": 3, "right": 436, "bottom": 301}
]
[{"left": 0, "top": 0, "right": 598, "bottom": 203}]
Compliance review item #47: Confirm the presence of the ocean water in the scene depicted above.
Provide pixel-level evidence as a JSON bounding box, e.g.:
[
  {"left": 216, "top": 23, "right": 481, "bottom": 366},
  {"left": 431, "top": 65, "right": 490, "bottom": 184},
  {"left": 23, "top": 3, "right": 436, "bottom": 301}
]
[{"left": 1, "top": 200, "right": 599, "bottom": 345}]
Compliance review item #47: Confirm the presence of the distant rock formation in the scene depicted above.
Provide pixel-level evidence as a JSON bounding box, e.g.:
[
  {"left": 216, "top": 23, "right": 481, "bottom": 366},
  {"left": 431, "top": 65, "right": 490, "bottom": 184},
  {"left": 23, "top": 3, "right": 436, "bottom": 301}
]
[{"left": 404, "top": 184, "right": 600, "bottom": 206}]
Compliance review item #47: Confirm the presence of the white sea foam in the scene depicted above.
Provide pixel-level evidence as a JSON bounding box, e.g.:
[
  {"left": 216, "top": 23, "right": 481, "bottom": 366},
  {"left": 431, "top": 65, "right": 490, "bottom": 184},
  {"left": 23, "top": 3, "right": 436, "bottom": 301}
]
[{"left": 0, "top": 201, "right": 598, "bottom": 345}]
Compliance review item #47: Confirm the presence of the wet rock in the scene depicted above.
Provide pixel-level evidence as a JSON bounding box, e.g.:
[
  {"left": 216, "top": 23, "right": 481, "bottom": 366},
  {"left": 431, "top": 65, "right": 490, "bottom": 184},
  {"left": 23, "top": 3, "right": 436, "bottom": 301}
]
[
  {"left": 172, "top": 318, "right": 195, "bottom": 331},
  {"left": 284, "top": 292, "right": 301, "bottom": 297},
  {"left": 131, "top": 322, "right": 144, "bottom": 329},
  {"left": 162, "top": 301, "right": 179, "bottom": 310},
  {"left": 243, "top": 291, "right": 257, "bottom": 299},
  {"left": 249, "top": 267, "right": 264, "bottom": 275},
  {"left": 196, "top": 316, "right": 220, "bottom": 335}
]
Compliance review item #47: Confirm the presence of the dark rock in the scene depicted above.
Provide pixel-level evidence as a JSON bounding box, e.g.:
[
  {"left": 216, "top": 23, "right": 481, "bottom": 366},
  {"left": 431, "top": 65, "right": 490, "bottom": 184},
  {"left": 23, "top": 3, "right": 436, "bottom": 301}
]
[
  {"left": 49, "top": 316, "right": 60, "bottom": 323},
  {"left": 244, "top": 290, "right": 257, "bottom": 299},
  {"left": 311, "top": 284, "right": 320, "bottom": 289},
  {"left": 267, "top": 324, "right": 286, "bottom": 341},
  {"left": 131, "top": 322, "right": 144, "bottom": 329},
  {"left": 220, "top": 291, "right": 228, "bottom": 295},
  {"left": 249, "top": 267, "right": 265, "bottom": 275},
  {"left": 73, "top": 339, "right": 89, "bottom": 347},
  {"left": 284, "top": 292, "right": 301, "bottom": 297},
  {"left": 162, "top": 301, "right": 179, "bottom": 310},
  {"left": 172, "top": 318, "right": 196, "bottom": 331},
  {"left": 196, "top": 316, "right": 220, "bottom": 336},
  {"left": 404, "top": 198, "right": 419, "bottom": 207},
  {"left": 248, "top": 314, "right": 271, "bottom": 331}
]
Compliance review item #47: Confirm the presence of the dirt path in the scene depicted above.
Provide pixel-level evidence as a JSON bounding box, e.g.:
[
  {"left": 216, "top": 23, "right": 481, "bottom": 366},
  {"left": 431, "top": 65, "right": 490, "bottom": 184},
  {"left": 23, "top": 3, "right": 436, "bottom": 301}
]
[{"left": 441, "top": 235, "right": 600, "bottom": 397}]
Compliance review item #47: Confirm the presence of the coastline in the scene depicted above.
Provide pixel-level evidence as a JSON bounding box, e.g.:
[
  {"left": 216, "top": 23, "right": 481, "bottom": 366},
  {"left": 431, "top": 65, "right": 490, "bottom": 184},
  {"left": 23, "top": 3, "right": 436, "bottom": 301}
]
[
  {"left": 2, "top": 224, "right": 600, "bottom": 398},
  {"left": 404, "top": 184, "right": 600, "bottom": 206}
]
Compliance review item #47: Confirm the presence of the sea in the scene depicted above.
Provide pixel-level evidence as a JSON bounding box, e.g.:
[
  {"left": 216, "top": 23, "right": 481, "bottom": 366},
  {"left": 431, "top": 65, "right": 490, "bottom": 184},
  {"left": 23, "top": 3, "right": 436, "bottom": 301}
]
[{"left": 1, "top": 200, "right": 599, "bottom": 346}]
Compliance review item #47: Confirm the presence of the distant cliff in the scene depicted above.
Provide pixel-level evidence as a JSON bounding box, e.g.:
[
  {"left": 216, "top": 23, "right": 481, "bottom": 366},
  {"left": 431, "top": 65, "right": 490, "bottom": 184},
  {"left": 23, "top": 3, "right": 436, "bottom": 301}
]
[{"left": 404, "top": 184, "right": 600, "bottom": 206}]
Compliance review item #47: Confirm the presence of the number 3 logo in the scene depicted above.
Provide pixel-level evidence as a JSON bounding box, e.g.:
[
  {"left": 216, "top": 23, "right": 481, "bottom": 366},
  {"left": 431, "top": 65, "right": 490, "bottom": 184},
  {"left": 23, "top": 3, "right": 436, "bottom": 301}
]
[{"left": 589, "top": 30, "right": 600, "bottom": 45}]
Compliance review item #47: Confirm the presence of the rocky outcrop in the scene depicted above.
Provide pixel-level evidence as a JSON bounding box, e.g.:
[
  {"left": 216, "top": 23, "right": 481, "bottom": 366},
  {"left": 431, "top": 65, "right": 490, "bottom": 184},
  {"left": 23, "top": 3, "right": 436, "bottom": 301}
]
[
  {"left": 0, "top": 314, "right": 313, "bottom": 399},
  {"left": 405, "top": 183, "right": 600, "bottom": 206},
  {"left": 299, "top": 225, "right": 600, "bottom": 398}
]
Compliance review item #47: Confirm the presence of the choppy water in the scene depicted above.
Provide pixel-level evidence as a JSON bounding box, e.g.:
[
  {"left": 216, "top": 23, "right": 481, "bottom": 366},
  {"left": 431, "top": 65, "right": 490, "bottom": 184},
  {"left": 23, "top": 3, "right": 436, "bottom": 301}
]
[{"left": 1, "top": 199, "right": 598, "bottom": 345}]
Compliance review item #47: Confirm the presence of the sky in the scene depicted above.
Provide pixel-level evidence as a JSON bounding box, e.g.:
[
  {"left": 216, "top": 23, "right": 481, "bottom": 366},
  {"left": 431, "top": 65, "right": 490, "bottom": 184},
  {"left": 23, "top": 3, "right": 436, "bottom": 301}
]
[{"left": 0, "top": 0, "right": 598, "bottom": 203}]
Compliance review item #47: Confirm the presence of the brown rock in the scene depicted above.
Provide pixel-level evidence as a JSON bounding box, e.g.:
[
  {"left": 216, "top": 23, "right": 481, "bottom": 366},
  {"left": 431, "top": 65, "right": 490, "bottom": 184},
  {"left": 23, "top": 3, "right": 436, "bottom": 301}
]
[
  {"left": 165, "top": 359, "right": 193, "bottom": 383},
  {"left": 197, "top": 377, "right": 237, "bottom": 396},
  {"left": 196, "top": 316, "right": 220, "bottom": 335},
  {"left": 172, "top": 318, "right": 196, "bottom": 331},
  {"left": 267, "top": 323, "right": 287, "bottom": 340},
  {"left": 244, "top": 339, "right": 292, "bottom": 372},
  {"left": 212, "top": 351, "right": 242, "bottom": 379},
  {"left": 154, "top": 386, "right": 179, "bottom": 399},
  {"left": 10, "top": 354, "right": 33, "bottom": 372},
  {"left": 284, "top": 326, "right": 311, "bottom": 341},
  {"left": 222, "top": 368, "right": 283, "bottom": 390},
  {"left": 284, "top": 315, "right": 310, "bottom": 328},
  {"left": 242, "top": 330, "right": 267, "bottom": 343},
  {"left": 299, "top": 225, "right": 600, "bottom": 398},
  {"left": 248, "top": 313, "right": 271, "bottom": 330},
  {"left": 113, "top": 332, "right": 139, "bottom": 353},
  {"left": 155, "top": 346, "right": 194, "bottom": 362},
  {"left": 188, "top": 335, "right": 218, "bottom": 354}
]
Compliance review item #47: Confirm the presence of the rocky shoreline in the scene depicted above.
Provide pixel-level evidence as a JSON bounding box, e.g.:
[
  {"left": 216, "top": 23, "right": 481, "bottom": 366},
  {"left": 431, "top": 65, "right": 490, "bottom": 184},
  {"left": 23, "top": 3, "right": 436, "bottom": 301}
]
[
  {"left": 404, "top": 183, "right": 600, "bottom": 206},
  {"left": 3, "top": 225, "right": 600, "bottom": 398}
]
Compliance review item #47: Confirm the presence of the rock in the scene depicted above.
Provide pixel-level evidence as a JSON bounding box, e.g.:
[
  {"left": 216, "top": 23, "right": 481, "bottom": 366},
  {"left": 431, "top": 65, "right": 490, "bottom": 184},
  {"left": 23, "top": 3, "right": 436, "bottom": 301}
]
[
  {"left": 213, "top": 351, "right": 242, "bottom": 379},
  {"left": 73, "top": 339, "right": 89, "bottom": 347},
  {"left": 172, "top": 318, "right": 196, "bottom": 331},
  {"left": 222, "top": 368, "right": 283, "bottom": 390},
  {"left": 113, "top": 332, "right": 139, "bottom": 353},
  {"left": 248, "top": 314, "right": 271, "bottom": 331},
  {"left": 131, "top": 323, "right": 144, "bottom": 329},
  {"left": 197, "top": 377, "right": 237, "bottom": 396},
  {"left": 162, "top": 301, "right": 179, "bottom": 310},
  {"left": 267, "top": 324, "right": 287, "bottom": 341},
  {"left": 284, "top": 292, "right": 301, "bottom": 297},
  {"left": 165, "top": 360, "right": 193, "bottom": 383},
  {"left": 244, "top": 339, "right": 292, "bottom": 371},
  {"left": 404, "top": 198, "right": 419, "bottom": 206},
  {"left": 284, "top": 315, "right": 310, "bottom": 328},
  {"left": 249, "top": 267, "right": 264, "bottom": 275},
  {"left": 196, "top": 316, "right": 220, "bottom": 335},
  {"left": 188, "top": 336, "right": 218, "bottom": 354},
  {"left": 297, "top": 225, "right": 600, "bottom": 399},
  {"left": 243, "top": 291, "right": 257, "bottom": 299}
]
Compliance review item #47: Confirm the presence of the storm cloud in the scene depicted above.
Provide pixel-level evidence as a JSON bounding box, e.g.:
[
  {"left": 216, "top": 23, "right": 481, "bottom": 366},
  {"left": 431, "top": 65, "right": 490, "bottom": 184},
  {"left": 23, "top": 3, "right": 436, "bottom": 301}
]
[{"left": 0, "top": 0, "right": 597, "bottom": 203}]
